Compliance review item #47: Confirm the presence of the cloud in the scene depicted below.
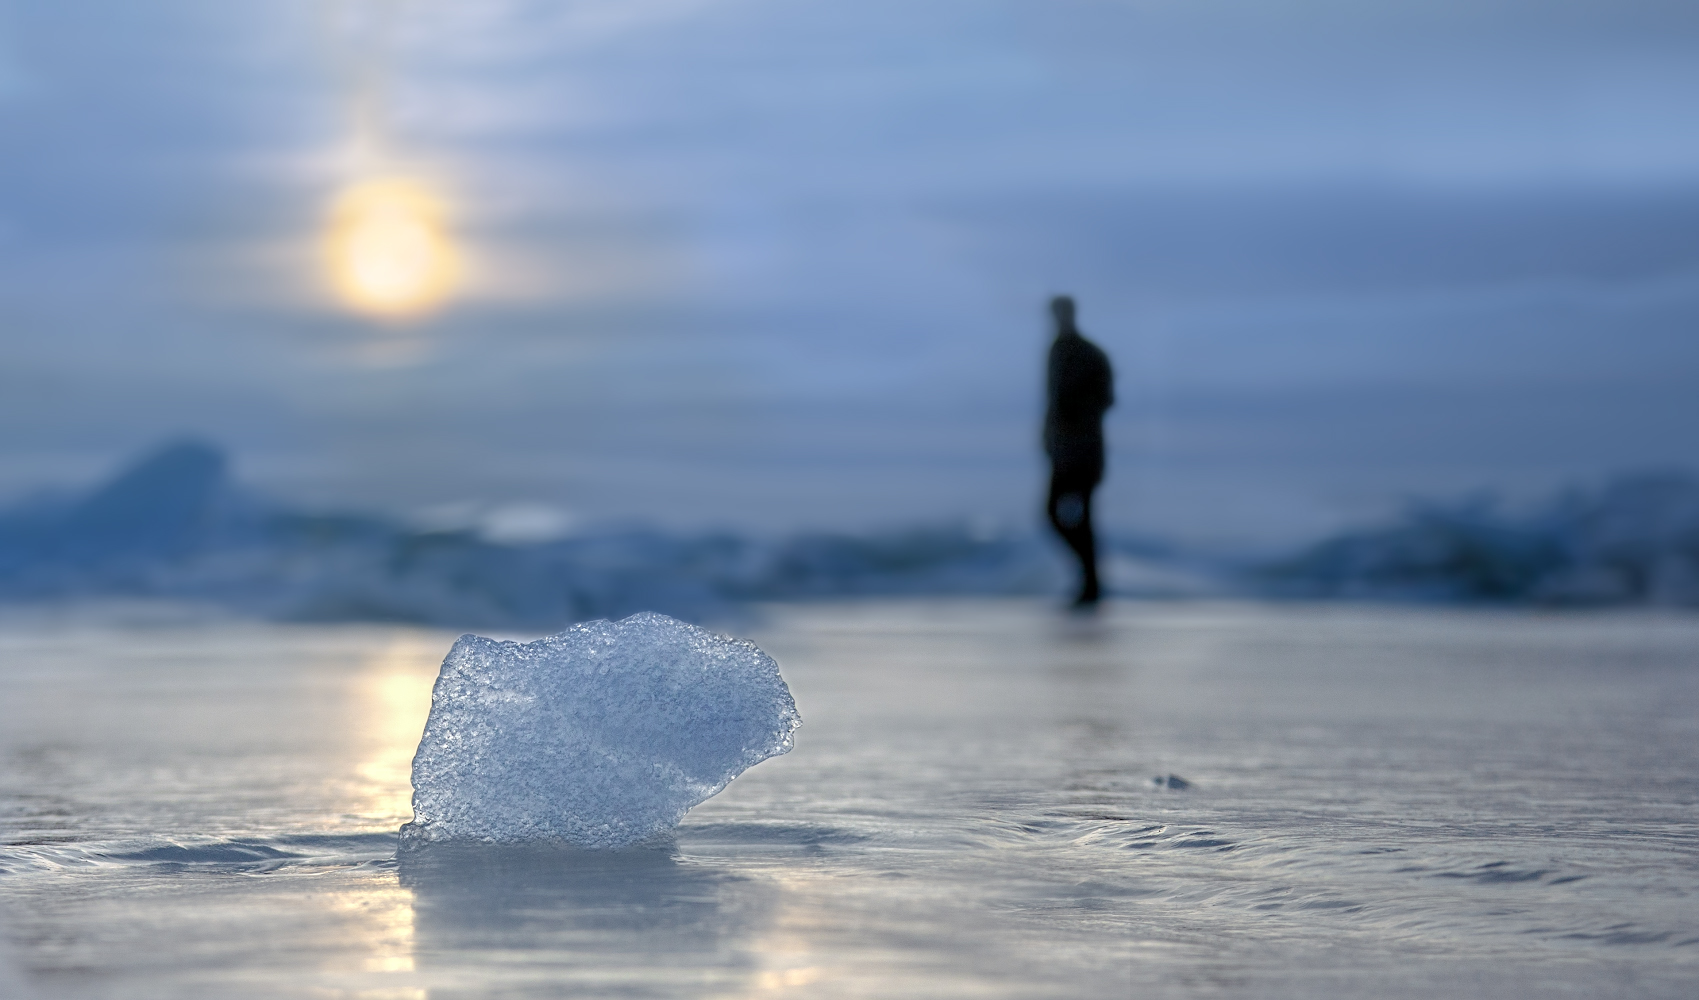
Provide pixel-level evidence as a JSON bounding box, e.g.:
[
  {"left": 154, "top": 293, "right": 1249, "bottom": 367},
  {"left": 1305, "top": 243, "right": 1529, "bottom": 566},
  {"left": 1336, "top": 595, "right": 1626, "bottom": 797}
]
[{"left": 1, "top": 0, "right": 1697, "bottom": 542}]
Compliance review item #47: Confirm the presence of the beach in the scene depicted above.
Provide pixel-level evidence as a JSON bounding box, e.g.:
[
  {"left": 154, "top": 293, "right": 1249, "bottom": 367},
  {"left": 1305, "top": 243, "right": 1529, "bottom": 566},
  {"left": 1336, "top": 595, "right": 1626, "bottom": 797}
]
[{"left": 2, "top": 598, "right": 1696, "bottom": 998}]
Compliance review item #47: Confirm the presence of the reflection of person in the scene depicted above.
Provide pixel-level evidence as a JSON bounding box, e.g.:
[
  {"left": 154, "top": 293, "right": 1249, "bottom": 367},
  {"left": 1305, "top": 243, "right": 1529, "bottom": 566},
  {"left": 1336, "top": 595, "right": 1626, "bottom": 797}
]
[{"left": 1043, "top": 295, "right": 1114, "bottom": 605}]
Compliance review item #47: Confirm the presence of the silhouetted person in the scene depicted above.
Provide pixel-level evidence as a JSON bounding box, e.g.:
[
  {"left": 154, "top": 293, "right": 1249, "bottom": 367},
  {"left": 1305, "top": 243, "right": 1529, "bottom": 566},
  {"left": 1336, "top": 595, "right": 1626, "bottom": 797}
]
[{"left": 1043, "top": 296, "right": 1113, "bottom": 605}]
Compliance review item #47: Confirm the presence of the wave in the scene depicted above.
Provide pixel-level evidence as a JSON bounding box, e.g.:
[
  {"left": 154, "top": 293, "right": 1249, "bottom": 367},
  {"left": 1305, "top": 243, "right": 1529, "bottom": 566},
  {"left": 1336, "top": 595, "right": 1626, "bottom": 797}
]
[{"left": 0, "top": 834, "right": 398, "bottom": 876}]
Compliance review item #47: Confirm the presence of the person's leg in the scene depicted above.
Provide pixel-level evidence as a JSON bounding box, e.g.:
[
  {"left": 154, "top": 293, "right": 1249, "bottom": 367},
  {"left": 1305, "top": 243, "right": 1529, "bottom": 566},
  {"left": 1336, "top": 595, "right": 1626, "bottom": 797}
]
[
  {"left": 1046, "top": 473, "right": 1069, "bottom": 538},
  {"left": 1075, "top": 485, "right": 1099, "bottom": 604},
  {"left": 1047, "top": 472, "right": 1099, "bottom": 604}
]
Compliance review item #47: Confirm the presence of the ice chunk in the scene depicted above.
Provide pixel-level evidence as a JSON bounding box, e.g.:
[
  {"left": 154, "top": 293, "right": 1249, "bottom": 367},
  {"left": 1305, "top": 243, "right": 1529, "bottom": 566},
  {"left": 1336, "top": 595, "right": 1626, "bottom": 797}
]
[{"left": 400, "top": 612, "right": 801, "bottom": 849}]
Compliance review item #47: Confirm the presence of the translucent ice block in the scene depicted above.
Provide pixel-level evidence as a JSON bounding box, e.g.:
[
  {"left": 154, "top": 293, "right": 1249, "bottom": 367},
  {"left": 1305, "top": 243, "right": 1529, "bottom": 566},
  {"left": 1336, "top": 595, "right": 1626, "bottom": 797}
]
[{"left": 401, "top": 612, "right": 800, "bottom": 849}]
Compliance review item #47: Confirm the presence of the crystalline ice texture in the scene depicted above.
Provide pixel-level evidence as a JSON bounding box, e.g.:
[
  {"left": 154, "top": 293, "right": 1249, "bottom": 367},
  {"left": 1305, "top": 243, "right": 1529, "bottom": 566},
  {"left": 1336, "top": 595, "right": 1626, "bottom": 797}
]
[{"left": 400, "top": 612, "right": 801, "bottom": 849}]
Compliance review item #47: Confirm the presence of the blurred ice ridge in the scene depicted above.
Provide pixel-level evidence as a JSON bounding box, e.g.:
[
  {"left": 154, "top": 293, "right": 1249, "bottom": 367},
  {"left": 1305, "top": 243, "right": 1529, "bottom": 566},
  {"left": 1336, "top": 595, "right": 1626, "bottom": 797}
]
[
  {"left": 4, "top": 440, "right": 1695, "bottom": 621},
  {"left": 1264, "top": 473, "right": 1699, "bottom": 604},
  {"left": 400, "top": 612, "right": 800, "bottom": 849},
  {"left": 0, "top": 440, "right": 1203, "bottom": 627}
]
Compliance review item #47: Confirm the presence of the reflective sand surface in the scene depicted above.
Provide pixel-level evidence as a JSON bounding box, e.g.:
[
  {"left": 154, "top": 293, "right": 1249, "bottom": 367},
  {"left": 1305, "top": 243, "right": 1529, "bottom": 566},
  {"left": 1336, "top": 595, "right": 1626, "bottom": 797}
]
[{"left": 1, "top": 600, "right": 1696, "bottom": 998}]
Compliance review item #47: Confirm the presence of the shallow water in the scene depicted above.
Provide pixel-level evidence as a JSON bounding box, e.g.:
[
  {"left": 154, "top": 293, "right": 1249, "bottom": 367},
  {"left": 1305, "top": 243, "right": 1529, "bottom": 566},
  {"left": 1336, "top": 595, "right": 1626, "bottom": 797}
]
[{"left": 1, "top": 599, "right": 1696, "bottom": 998}]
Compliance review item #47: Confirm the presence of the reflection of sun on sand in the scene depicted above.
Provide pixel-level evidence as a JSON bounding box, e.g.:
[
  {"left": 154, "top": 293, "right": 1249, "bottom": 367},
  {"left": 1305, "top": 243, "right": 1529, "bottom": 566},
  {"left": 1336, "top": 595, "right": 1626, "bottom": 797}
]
[
  {"left": 352, "top": 633, "right": 443, "bottom": 827},
  {"left": 326, "top": 883, "right": 420, "bottom": 978},
  {"left": 325, "top": 178, "right": 460, "bottom": 319},
  {"left": 320, "top": 632, "right": 446, "bottom": 989}
]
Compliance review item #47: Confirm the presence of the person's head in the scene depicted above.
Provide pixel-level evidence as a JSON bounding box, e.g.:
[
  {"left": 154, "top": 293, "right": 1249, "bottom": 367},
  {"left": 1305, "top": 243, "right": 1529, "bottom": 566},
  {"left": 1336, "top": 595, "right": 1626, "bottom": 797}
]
[{"left": 1049, "top": 295, "right": 1076, "bottom": 333}]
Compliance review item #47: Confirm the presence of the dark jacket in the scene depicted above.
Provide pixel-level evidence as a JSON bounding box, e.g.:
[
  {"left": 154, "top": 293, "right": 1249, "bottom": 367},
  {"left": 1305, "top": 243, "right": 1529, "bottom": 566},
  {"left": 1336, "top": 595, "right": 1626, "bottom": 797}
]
[{"left": 1044, "top": 330, "right": 1114, "bottom": 482}]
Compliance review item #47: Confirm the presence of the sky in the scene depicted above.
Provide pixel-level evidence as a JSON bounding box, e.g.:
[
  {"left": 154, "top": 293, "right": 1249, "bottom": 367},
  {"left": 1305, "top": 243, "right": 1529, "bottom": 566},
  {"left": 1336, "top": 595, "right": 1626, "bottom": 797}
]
[{"left": 2, "top": 0, "right": 1698, "bottom": 545}]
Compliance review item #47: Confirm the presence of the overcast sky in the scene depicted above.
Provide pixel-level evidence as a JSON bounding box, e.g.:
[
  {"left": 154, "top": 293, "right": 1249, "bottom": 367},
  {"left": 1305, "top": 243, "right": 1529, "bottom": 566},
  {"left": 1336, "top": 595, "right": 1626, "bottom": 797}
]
[{"left": 3, "top": 0, "right": 1699, "bottom": 544}]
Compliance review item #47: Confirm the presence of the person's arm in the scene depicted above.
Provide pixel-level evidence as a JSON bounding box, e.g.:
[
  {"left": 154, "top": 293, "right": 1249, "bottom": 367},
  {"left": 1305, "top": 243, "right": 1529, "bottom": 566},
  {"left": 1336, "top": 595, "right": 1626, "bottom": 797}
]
[{"left": 1103, "top": 356, "right": 1114, "bottom": 410}]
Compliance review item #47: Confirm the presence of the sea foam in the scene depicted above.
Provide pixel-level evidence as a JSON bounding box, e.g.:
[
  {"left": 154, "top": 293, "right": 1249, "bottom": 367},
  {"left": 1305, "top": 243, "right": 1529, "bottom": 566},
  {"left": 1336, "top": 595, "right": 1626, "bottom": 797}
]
[{"left": 400, "top": 612, "right": 801, "bottom": 849}]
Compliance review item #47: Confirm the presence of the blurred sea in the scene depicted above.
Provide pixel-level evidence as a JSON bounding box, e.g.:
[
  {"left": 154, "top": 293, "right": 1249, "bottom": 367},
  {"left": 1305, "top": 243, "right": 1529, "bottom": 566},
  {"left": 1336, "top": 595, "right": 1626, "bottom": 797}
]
[{"left": 2, "top": 598, "right": 1696, "bottom": 998}]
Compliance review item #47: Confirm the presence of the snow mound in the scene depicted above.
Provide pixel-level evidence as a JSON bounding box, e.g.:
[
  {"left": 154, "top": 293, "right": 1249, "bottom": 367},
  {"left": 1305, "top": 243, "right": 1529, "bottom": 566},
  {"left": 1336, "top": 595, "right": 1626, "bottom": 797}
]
[{"left": 400, "top": 612, "right": 800, "bottom": 849}]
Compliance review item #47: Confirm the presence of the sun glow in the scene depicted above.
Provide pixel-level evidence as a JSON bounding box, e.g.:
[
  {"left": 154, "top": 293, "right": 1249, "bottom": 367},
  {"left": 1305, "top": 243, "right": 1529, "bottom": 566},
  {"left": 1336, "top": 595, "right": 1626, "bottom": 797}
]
[{"left": 325, "top": 178, "right": 460, "bottom": 318}]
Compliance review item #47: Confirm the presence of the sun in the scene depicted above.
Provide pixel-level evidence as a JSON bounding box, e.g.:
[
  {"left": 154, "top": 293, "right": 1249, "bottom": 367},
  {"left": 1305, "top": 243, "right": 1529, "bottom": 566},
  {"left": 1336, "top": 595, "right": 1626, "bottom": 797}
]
[{"left": 325, "top": 178, "right": 460, "bottom": 319}]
